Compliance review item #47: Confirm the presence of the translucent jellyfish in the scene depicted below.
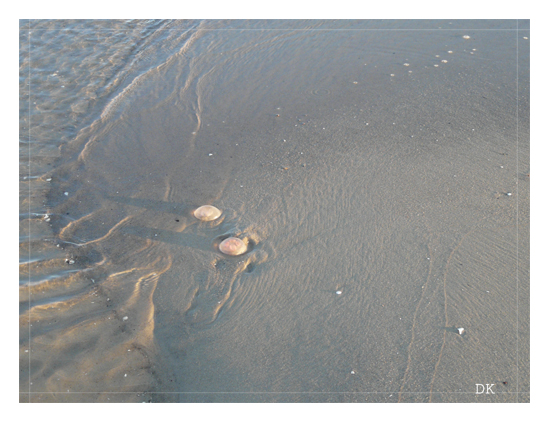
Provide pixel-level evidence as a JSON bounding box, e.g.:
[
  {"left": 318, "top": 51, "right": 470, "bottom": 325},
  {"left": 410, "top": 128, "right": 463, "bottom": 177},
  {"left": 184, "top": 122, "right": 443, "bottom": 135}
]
[
  {"left": 218, "top": 237, "right": 247, "bottom": 256},
  {"left": 193, "top": 205, "right": 221, "bottom": 221}
]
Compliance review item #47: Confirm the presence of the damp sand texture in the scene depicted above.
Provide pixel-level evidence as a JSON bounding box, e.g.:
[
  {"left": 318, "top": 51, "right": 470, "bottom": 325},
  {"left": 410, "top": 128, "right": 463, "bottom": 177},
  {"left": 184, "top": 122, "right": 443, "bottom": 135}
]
[{"left": 19, "top": 19, "right": 529, "bottom": 403}]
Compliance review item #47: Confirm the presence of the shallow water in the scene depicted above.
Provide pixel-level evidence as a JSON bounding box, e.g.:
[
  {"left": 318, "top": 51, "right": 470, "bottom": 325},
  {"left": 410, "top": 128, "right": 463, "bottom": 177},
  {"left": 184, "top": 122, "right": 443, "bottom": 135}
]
[{"left": 19, "top": 19, "right": 529, "bottom": 403}]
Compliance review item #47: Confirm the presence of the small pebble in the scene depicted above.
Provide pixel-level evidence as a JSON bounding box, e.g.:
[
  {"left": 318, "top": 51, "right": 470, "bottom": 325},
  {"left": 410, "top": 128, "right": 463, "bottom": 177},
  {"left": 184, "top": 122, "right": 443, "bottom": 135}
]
[
  {"left": 64, "top": 192, "right": 69, "bottom": 196},
  {"left": 122, "top": 316, "right": 128, "bottom": 321},
  {"left": 506, "top": 192, "right": 512, "bottom": 196},
  {"left": 351, "top": 371, "right": 355, "bottom": 375},
  {"left": 463, "top": 35, "right": 470, "bottom": 39},
  {"left": 336, "top": 291, "right": 342, "bottom": 295},
  {"left": 457, "top": 327, "right": 465, "bottom": 335}
]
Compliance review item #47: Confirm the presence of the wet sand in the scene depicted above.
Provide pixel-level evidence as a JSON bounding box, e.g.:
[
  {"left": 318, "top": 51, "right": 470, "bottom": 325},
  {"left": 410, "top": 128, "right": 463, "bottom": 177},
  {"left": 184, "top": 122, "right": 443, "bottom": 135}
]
[{"left": 19, "top": 19, "right": 529, "bottom": 403}]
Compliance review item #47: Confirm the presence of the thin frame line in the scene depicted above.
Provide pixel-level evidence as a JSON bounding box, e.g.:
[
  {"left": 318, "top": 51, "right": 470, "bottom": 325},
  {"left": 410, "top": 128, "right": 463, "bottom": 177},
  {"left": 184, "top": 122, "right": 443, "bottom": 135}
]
[
  {"left": 515, "top": 20, "right": 520, "bottom": 403},
  {"left": 20, "top": 29, "right": 530, "bottom": 31},
  {"left": 27, "top": 20, "right": 32, "bottom": 405},
  {"left": 19, "top": 391, "right": 530, "bottom": 395}
]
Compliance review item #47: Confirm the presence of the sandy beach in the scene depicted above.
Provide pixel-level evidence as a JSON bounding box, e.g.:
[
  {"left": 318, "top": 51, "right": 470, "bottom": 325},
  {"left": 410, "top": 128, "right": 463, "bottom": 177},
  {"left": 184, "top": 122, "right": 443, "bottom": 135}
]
[{"left": 19, "top": 19, "right": 529, "bottom": 403}]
